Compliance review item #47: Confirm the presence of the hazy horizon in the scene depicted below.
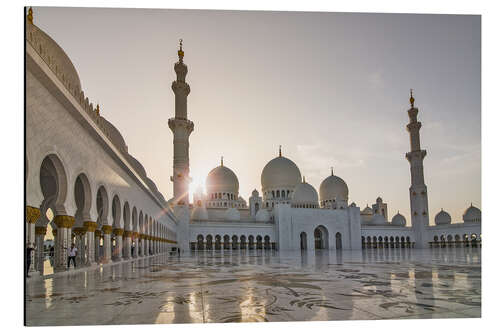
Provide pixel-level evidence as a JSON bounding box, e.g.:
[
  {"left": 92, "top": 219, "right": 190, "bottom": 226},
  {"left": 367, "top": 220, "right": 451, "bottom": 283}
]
[{"left": 32, "top": 7, "right": 481, "bottom": 225}]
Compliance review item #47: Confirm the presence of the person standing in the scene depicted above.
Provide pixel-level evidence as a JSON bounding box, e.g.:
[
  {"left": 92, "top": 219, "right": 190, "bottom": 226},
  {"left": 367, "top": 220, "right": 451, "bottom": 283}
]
[
  {"left": 67, "top": 243, "right": 77, "bottom": 269},
  {"left": 26, "top": 244, "right": 35, "bottom": 277}
]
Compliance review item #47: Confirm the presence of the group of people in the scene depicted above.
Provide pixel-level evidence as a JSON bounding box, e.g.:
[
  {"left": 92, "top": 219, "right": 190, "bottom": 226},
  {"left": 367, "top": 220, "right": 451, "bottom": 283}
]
[{"left": 26, "top": 243, "right": 78, "bottom": 277}]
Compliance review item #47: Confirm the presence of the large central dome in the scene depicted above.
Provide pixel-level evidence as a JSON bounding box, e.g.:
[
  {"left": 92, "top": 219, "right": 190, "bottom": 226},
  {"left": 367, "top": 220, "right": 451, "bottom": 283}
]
[
  {"left": 206, "top": 165, "right": 239, "bottom": 194},
  {"left": 261, "top": 155, "right": 301, "bottom": 190}
]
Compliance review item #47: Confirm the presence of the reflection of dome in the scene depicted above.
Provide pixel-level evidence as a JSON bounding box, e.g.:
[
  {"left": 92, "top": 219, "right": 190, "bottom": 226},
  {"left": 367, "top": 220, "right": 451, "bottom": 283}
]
[
  {"left": 206, "top": 165, "right": 239, "bottom": 194},
  {"left": 225, "top": 207, "right": 240, "bottom": 221},
  {"left": 261, "top": 156, "right": 301, "bottom": 190},
  {"left": 26, "top": 21, "right": 82, "bottom": 92},
  {"left": 435, "top": 209, "right": 451, "bottom": 225},
  {"left": 292, "top": 180, "right": 319, "bottom": 207},
  {"left": 392, "top": 212, "right": 407, "bottom": 226},
  {"left": 191, "top": 206, "right": 208, "bottom": 220},
  {"left": 252, "top": 189, "right": 259, "bottom": 197},
  {"left": 372, "top": 213, "right": 386, "bottom": 225},
  {"left": 319, "top": 172, "right": 349, "bottom": 202},
  {"left": 255, "top": 209, "right": 270, "bottom": 222},
  {"left": 463, "top": 204, "right": 481, "bottom": 223}
]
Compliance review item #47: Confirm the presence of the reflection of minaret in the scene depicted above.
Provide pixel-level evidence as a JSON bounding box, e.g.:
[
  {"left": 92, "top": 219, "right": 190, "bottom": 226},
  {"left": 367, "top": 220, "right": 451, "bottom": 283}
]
[
  {"left": 405, "top": 90, "right": 429, "bottom": 248},
  {"left": 169, "top": 39, "right": 194, "bottom": 205}
]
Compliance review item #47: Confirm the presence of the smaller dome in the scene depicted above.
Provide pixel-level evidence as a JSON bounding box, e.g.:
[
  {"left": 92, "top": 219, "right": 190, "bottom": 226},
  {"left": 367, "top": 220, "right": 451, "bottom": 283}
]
[
  {"left": 225, "top": 207, "right": 240, "bottom": 221},
  {"left": 206, "top": 164, "right": 239, "bottom": 194},
  {"left": 191, "top": 206, "right": 208, "bottom": 220},
  {"left": 255, "top": 209, "right": 270, "bottom": 222},
  {"left": 252, "top": 189, "right": 259, "bottom": 197},
  {"left": 350, "top": 202, "right": 357, "bottom": 207},
  {"left": 361, "top": 205, "right": 373, "bottom": 215},
  {"left": 372, "top": 213, "right": 386, "bottom": 225},
  {"left": 392, "top": 212, "right": 407, "bottom": 226},
  {"left": 292, "top": 180, "right": 319, "bottom": 207},
  {"left": 376, "top": 197, "right": 383, "bottom": 203},
  {"left": 319, "top": 172, "right": 349, "bottom": 203},
  {"left": 435, "top": 209, "right": 451, "bottom": 225},
  {"left": 463, "top": 204, "right": 481, "bottom": 223}
]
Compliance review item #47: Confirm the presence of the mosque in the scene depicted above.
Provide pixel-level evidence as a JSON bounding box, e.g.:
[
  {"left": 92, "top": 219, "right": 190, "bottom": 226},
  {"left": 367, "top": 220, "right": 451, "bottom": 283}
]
[{"left": 25, "top": 8, "right": 481, "bottom": 277}]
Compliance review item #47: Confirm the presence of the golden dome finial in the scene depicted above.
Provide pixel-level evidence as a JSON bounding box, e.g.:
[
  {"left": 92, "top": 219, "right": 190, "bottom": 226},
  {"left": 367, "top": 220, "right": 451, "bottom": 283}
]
[
  {"left": 27, "top": 7, "right": 33, "bottom": 24},
  {"left": 331, "top": 167, "right": 333, "bottom": 176},
  {"left": 279, "top": 145, "right": 282, "bottom": 157},
  {"left": 303, "top": 176, "right": 306, "bottom": 183},
  {"left": 96, "top": 104, "right": 100, "bottom": 116},
  {"left": 410, "top": 89, "right": 415, "bottom": 108},
  {"left": 221, "top": 156, "right": 223, "bottom": 167},
  {"left": 177, "top": 38, "right": 184, "bottom": 62}
]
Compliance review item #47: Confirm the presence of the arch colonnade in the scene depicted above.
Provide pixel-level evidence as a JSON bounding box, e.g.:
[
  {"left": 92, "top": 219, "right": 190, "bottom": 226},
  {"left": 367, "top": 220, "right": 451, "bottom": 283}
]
[{"left": 26, "top": 153, "right": 176, "bottom": 276}]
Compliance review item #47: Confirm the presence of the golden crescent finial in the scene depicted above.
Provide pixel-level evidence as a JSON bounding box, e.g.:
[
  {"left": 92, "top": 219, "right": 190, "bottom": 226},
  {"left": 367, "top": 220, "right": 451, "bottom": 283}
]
[
  {"left": 177, "top": 39, "right": 184, "bottom": 61},
  {"left": 96, "top": 104, "right": 100, "bottom": 116},
  {"left": 27, "top": 7, "right": 33, "bottom": 24},
  {"left": 221, "top": 156, "right": 223, "bottom": 166},
  {"left": 279, "top": 145, "right": 282, "bottom": 157},
  {"left": 410, "top": 89, "right": 415, "bottom": 108}
]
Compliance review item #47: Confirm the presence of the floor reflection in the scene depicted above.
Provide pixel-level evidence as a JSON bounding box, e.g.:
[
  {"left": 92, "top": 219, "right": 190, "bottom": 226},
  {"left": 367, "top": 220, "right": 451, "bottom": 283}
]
[{"left": 26, "top": 248, "right": 481, "bottom": 325}]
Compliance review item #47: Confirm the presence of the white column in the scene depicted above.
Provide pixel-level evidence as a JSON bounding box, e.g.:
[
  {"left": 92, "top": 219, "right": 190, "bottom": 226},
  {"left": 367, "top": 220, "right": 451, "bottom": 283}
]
[
  {"left": 123, "top": 231, "right": 132, "bottom": 259},
  {"left": 34, "top": 227, "right": 46, "bottom": 274},
  {"left": 94, "top": 231, "right": 101, "bottom": 263},
  {"left": 113, "top": 228, "right": 123, "bottom": 261},
  {"left": 26, "top": 206, "right": 40, "bottom": 276},
  {"left": 53, "top": 215, "right": 75, "bottom": 272},
  {"left": 84, "top": 222, "right": 97, "bottom": 266},
  {"left": 102, "top": 225, "right": 112, "bottom": 263}
]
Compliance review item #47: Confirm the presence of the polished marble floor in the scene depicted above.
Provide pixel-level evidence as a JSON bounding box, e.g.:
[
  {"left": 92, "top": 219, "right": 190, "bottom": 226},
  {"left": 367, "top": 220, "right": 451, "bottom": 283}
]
[{"left": 25, "top": 248, "right": 481, "bottom": 325}]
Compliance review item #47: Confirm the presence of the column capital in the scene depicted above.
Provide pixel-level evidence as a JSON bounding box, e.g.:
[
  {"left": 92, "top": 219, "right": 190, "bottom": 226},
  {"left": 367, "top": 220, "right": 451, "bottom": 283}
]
[
  {"left": 53, "top": 215, "right": 75, "bottom": 228},
  {"left": 101, "top": 225, "right": 113, "bottom": 234},
  {"left": 113, "top": 228, "right": 124, "bottom": 236},
  {"left": 123, "top": 230, "right": 133, "bottom": 238},
  {"left": 94, "top": 230, "right": 102, "bottom": 237},
  {"left": 26, "top": 206, "right": 40, "bottom": 224},
  {"left": 73, "top": 227, "right": 86, "bottom": 236},
  {"left": 35, "top": 226, "right": 47, "bottom": 235},
  {"left": 83, "top": 221, "right": 98, "bottom": 232}
]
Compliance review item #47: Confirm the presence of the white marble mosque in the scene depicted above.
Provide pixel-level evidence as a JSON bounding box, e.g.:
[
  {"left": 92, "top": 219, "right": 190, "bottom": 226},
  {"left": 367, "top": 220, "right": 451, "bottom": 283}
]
[
  {"left": 25, "top": 8, "right": 481, "bottom": 325},
  {"left": 25, "top": 7, "right": 482, "bottom": 274}
]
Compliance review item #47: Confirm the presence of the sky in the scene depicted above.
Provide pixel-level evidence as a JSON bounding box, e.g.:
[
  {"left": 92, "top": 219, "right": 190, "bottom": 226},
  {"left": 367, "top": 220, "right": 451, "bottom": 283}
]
[{"left": 32, "top": 7, "right": 480, "bottom": 225}]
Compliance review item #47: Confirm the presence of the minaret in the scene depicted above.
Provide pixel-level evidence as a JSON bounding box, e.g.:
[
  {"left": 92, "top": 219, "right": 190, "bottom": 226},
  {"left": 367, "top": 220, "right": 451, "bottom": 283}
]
[
  {"left": 168, "top": 39, "right": 194, "bottom": 205},
  {"left": 405, "top": 90, "right": 429, "bottom": 248}
]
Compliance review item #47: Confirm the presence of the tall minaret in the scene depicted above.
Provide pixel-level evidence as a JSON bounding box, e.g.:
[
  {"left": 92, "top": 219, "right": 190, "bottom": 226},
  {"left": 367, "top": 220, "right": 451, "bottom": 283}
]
[
  {"left": 168, "top": 39, "right": 194, "bottom": 205},
  {"left": 405, "top": 90, "right": 429, "bottom": 248}
]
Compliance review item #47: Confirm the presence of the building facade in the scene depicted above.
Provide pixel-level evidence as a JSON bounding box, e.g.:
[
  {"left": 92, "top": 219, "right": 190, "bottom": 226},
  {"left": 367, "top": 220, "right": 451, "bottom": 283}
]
[{"left": 25, "top": 9, "right": 481, "bottom": 278}]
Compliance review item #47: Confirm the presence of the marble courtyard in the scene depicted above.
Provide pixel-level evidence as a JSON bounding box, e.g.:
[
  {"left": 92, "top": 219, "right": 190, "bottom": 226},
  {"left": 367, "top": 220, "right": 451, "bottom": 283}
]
[{"left": 25, "top": 248, "right": 481, "bottom": 325}]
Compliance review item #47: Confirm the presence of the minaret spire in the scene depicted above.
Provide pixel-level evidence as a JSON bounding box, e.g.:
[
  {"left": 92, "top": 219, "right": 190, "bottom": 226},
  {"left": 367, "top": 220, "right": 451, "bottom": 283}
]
[
  {"left": 27, "top": 7, "right": 33, "bottom": 24},
  {"left": 405, "top": 89, "right": 429, "bottom": 248},
  {"left": 168, "top": 39, "right": 194, "bottom": 205}
]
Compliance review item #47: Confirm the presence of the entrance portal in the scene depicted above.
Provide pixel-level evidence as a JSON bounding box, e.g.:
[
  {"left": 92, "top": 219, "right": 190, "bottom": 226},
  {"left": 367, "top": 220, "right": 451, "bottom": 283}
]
[{"left": 314, "top": 226, "right": 329, "bottom": 250}]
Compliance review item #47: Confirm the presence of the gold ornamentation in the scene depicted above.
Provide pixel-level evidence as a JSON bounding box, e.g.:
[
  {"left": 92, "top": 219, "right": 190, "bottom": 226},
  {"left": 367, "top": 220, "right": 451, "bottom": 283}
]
[
  {"left": 123, "top": 230, "right": 133, "bottom": 237},
  {"left": 27, "top": 7, "right": 33, "bottom": 24},
  {"left": 101, "top": 225, "right": 113, "bottom": 234},
  {"left": 113, "top": 228, "right": 124, "bottom": 236},
  {"left": 73, "top": 227, "right": 86, "bottom": 236},
  {"left": 410, "top": 89, "right": 415, "bottom": 108},
  {"left": 83, "top": 221, "right": 98, "bottom": 232},
  {"left": 178, "top": 38, "right": 184, "bottom": 60},
  {"left": 96, "top": 104, "right": 100, "bottom": 116},
  {"left": 35, "top": 226, "right": 47, "bottom": 235},
  {"left": 53, "top": 215, "right": 75, "bottom": 228},
  {"left": 26, "top": 206, "right": 40, "bottom": 224},
  {"left": 94, "top": 230, "right": 102, "bottom": 237},
  {"left": 52, "top": 229, "right": 57, "bottom": 236}
]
